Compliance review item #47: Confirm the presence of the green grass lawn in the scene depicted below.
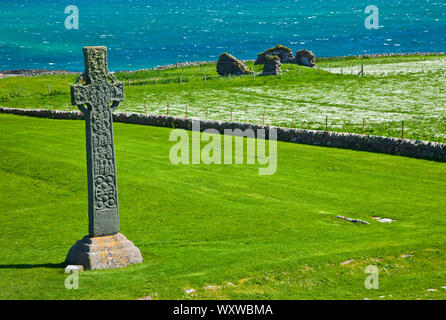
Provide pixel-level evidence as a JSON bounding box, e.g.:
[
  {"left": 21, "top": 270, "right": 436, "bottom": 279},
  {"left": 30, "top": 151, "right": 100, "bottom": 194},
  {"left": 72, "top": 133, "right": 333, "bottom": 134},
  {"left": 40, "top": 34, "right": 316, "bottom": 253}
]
[
  {"left": 1, "top": 54, "right": 445, "bottom": 142},
  {"left": 0, "top": 113, "right": 445, "bottom": 300}
]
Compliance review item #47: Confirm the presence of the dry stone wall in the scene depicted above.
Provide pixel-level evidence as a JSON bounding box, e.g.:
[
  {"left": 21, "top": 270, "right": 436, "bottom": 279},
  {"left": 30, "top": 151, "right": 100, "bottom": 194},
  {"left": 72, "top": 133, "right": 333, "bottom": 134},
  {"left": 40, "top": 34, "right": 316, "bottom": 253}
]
[{"left": 1, "top": 107, "right": 445, "bottom": 162}]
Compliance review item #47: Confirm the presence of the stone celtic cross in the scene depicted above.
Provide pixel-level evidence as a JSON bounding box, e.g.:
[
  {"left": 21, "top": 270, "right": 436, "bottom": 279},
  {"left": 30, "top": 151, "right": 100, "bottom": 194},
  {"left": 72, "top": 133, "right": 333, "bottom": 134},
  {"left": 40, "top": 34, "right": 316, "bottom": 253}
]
[
  {"left": 66, "top": 46, "right": 142, "bottom": 270},
  {"left": 71, "top": 46, "right": 124, "bottom": 237}
]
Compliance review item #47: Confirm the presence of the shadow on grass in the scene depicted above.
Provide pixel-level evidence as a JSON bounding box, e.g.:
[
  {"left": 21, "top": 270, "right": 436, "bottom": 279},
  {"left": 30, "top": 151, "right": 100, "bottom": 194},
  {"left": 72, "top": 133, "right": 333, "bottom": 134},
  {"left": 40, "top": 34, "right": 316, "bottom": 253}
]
[{"left": 0, "top": 262, "right": 65, "bottom": 269}]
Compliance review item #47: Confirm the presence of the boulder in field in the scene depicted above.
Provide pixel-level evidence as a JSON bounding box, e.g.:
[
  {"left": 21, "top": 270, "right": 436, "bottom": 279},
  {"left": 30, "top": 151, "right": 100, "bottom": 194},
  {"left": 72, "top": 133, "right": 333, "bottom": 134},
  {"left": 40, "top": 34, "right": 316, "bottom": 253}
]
[
  {"left": 262, "top": 55, "right": 281, "bottom": 76},
  {"left": 295, "top": 49, "right": 316, "bottom": 67},
  {"left": 216, "top": 53, "right": 252, "bottom": 76},
  {"left": 254, "top": 45, "right": 294, "bottom": 65}
]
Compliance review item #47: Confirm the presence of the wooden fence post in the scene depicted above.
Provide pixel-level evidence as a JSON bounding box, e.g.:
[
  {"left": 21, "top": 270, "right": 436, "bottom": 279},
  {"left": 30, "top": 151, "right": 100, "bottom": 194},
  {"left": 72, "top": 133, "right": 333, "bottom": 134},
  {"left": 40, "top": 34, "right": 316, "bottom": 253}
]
[
  {"left": 262, "top": 110, "right": 265, "bottom": 125},
  {"left": 48, "top": 84, "right": 51, "bottom": 95},
  {"left": 185, "top": 104, "right": 188, "bottom": 119},
  {"left": 402, "top": 120, "right": 405, "bottom": 139},
  {"left": 361, "top": 118, "right": 365, "bottom": 135},
  {"left": 144, "top": 101, "right": 147, "bottom": 115},
  {"left": 292, "top": 116, "right": 295, "bottom": 128},
  {"left": 325, "top": 115, "right": 328, "bottom": 131}
]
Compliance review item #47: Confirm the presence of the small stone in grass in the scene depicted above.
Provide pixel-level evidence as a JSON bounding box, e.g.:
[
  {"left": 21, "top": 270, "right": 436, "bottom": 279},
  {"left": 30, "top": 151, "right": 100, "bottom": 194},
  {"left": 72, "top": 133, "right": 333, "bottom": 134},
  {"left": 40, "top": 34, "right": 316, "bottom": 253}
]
[
  {"left": 372, "top": 217, "right": 396, "bottom": 223},
  {"left": 204, "top": 285, "right": 220, "bottom": 291},
  {"left": 337, "top": 216, "right": 369, "bottom": 225},
  {"left": 64, "top": 265, "right": 84, "bottom": 274},
  {"left": 426, "top": 289, "right": 438, "bottom": 292},
  {"left": 138, "top": 296, "right": 152, "bottom": 300},
  {"left": 340, "top": 259, "right": 354, "bottom": 266},
  {"left": 184, "top": 289, "right": 197, "bottom": 295},
  {"left": 378, "top": 218, "right": 396, "bottom": 223}
]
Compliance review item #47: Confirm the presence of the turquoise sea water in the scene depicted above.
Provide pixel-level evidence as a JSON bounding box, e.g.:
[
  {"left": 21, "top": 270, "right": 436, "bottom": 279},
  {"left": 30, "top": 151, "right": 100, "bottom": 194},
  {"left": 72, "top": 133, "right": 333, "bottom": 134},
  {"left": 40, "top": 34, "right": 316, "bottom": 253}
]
[{"left": 0, "top": 0, "right": 445, "bottom": 71}]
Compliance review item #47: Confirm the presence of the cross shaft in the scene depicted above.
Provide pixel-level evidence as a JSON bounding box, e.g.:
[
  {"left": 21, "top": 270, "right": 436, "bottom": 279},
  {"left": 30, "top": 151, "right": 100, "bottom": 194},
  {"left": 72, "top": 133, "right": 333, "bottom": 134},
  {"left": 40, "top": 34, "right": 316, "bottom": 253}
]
[{"left": 71, "top": 46, "right": 124, "bottom": 237}]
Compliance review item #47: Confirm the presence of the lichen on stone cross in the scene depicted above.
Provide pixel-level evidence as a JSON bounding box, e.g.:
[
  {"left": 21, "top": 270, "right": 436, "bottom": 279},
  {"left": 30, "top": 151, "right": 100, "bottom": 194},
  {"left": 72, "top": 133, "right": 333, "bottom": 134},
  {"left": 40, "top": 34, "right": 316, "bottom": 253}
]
[{"left": 71, "top": 46, "right": 124, "bottom": 237}]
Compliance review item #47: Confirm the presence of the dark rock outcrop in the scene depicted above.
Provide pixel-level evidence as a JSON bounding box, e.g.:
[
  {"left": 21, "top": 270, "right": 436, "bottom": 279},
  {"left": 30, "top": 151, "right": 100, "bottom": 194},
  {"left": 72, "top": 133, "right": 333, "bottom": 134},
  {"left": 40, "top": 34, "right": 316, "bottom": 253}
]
[
  {"left": 255, "top": 45, "right": 294, "bottom": 65},
  {"left": 216, "top": 53, "right": 252, "bottom": 76},
  {"left": 262, "top": 55, "right": 281, "bottom": 76},
  {"left": 295, "top": 49, "right": 316, "bottom": 67}
]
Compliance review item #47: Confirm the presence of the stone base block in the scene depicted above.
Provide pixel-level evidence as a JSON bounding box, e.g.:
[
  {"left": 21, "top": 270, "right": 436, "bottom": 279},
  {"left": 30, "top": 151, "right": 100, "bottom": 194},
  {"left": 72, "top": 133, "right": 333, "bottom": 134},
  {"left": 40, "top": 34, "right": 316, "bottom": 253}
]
[{"left": 65, "top": 233, "right": 143, "bottom": 270}]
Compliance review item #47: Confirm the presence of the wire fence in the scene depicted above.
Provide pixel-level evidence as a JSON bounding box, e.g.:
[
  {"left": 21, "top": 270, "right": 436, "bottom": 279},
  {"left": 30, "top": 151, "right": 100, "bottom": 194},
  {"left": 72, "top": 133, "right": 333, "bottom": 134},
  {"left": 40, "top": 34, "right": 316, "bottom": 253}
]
[
  {"left": 1, "top": 96, "right": 424, "bottom": 142},
  {"left": 1, "top": 54, "right": 445, "bottom": 142}
]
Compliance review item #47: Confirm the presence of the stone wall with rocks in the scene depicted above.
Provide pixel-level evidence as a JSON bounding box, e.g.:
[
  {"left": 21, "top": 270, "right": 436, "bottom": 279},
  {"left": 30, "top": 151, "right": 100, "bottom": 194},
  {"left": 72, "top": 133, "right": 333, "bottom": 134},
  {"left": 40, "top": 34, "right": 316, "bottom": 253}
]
[
  {"left": 124, "top": 60, "right": 219, "bottom": 73},
  {"left": 1, "top": 107, "right": 445, "bottom": 162},
  {"left": 0, "top": 69, "right": 79, "bottom": 79}
]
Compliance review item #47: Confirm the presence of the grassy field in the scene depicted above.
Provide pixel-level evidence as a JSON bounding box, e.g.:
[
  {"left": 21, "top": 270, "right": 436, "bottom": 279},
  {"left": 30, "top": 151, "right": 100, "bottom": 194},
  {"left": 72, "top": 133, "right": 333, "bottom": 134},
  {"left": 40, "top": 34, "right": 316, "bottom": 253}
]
[
  {"left": 0, "top": 54, "right": 445, "bottom": 142},
  {"left": 0, "top": 113, "right": 445, "bottom": 300}
]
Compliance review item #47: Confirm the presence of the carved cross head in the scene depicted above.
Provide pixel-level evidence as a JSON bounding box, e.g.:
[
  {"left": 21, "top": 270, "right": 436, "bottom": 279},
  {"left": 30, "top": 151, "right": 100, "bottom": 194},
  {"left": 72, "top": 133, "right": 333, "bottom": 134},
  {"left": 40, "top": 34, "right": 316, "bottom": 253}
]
[
  {"left": 71, "top": 46, "right": 124, "bottom": 114},
  {"left": 83, "top": 46, "right": 109, "bottom": 84}
]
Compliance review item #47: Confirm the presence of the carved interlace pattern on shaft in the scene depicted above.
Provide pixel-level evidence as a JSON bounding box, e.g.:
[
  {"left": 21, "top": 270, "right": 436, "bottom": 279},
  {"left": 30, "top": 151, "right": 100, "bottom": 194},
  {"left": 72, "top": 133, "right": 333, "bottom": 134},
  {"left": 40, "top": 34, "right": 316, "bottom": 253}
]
[
  {"left": 90, "top": 91, "right": 117, "bottom": 210},
  {"left": 71, "top": 50, "right": 124, "bottom": 212}
]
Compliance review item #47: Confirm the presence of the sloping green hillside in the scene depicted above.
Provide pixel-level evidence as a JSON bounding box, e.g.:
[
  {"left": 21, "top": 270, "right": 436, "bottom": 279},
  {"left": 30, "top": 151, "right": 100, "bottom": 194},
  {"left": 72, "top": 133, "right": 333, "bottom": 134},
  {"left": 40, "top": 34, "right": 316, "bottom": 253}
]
[{"left": 0, "top": 114, "right": 445, "bottom": 300}]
